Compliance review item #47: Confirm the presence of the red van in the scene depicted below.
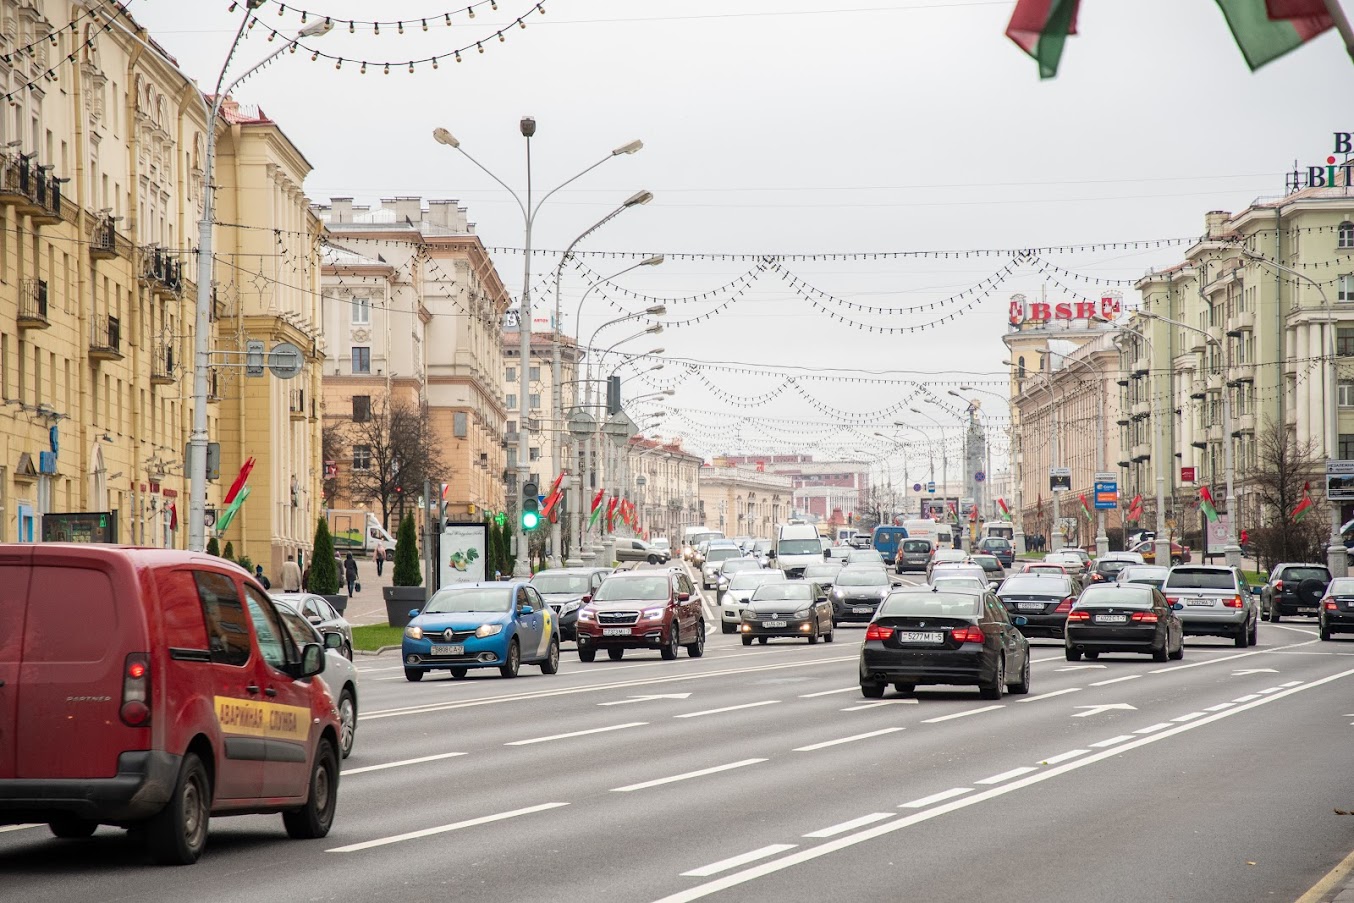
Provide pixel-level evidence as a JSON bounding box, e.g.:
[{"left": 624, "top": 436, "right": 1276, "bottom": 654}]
[{"left": 0, "top": 545, "right": 342, "bottom": 864}]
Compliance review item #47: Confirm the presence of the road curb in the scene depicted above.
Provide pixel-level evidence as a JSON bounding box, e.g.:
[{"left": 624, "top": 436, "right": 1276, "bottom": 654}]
[
  {"left": 1297, "top": 845, "right": 1354, "bottom": 903},
  {"left": 354, "top": 645, "right": 400, "bottom": 657}
]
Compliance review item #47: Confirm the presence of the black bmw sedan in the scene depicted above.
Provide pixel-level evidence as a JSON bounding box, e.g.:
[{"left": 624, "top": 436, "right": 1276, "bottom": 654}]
[{"left": 1065, "top": 583, "right": 1184, "bottom": 662}]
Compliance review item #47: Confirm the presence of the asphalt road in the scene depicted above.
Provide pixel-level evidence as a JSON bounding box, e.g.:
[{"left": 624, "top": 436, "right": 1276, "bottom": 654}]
[{"left": 5, "top": 567, "right": 1354, "bottom": 902}]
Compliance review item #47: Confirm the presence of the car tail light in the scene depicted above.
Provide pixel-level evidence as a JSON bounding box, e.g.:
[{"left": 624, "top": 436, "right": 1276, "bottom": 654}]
[
  {"left": 1273, "top": 580, "right": 1283, "bottom": 592},
  {"left": 1067, "top": 610, "right": 1091, "bottom": 622},
  {"left": 1164, "top": 596, "right": 1179, "bottom": 605},
  {"left": 951, "top": 625, "right": 985, "bottom": 644},
  {"left": 1326, "top": 600, "right": 1338, "bottom": 610},
  {"left": 120, "top": 652, "right": 151, "bottom": 727},
  {"left": 1222, "top": 596, "right": 1243, "bottom": 609},
  {"left": 1131, "top": 611, "right": 1159, "bottom": 623},
  {"left": 1054, "top": 597, "right": 1075, "bottom": 613},
  {"left": 865, "top": 623, "right": 894, "bottom": 641}
]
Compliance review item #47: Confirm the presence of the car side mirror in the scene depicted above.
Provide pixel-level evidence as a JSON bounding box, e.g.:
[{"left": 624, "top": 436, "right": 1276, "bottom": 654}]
[
  {"left": 678, "top": 592, "right": 691, "bottom": 602},
  {"left": 300, "top": 643, "right": 325, "bottom": 677},
  {"left": 408, "top": 609, "right": 421, "bottom": 620},
  {"left": 1251, "top": 586, "right": 1262, "bottom": 596},
  {"left": 767, "top": 550, "right": 776, "bottom": 559},
  {"left": 1013, "top": 616, "right": 1028, "bottom": 626},
  {"left": 582, "top": 594, "right": 592, "bottom": 603},
  {"left": 518, "top": 604, "right": 534, "bottom": 616},
  {"left": 323, "top": 632, "right": 343, "bottom": 650},
  {"left": 1171, "top": 602, "right": 1184, "bottom": 611},
  {"left": 307, "top": 615, "right": 323, "bottom": 625}
]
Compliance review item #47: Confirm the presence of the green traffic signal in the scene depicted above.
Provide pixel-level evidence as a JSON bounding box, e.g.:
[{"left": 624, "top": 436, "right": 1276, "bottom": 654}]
[
  {"left": 521, "top": 509, "right": 540, "bottom": 531},
  {"left": 521, "top": 481, "right": 540, "bottom": 531}
]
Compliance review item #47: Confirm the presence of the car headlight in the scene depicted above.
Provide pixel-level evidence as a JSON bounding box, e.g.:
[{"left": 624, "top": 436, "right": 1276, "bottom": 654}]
[
  {"left": 475, "top": 623, "right": 503, "bottom": 638},
  {"left": 643, "top": 608, "right": 666, "bottom": 621},
  {"left": 880, "top": 588, "right": 890, "bottom": 598},
  {"left": 578, "top": 608, "right": 596, "bottom": 622},
  {"left": 404, "top": 625, "right": 424, "bottom": 640},
  {"left": 794, "top": 608, "right": 812, "bottom": 619},
  {"left": 563, "top": 601, "right": 581, "bottom": 614},
  {"left": 740, "top": 608, "right": 756, "bottom": 620},
  {"left": 832, "top": 588, "right": 844, "bottom": 599}
]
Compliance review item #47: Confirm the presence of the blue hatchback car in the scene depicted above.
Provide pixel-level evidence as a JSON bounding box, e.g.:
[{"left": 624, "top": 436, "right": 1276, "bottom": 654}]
[{"left": 402, "top": 581, "right": 561, "bottom": 682}]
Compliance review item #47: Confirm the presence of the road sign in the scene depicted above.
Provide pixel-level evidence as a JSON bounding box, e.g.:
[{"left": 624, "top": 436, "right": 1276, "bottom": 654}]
[
  {"left": 567, "top": 408, "right": 596, "bottom": 437},
  {"left": 245, "top": 340, "right": 266, "bottom": 377},
  {"left": 268, "top": 341, "right": 304, "bottom": 380},
  {"left": 1050, "top": 467, "right": 1071, "bottom": 493},
  {"left": 1093, "top": 472, "right": 1118, "bottom": 510},
  {"left": 913, "top": 483, "right": 922, "bottom": 492},
  {"left": 1327, "top": 460, "right": 1354, "bottom": 501},
  {"left": 926, "top": 481, "right": 936, "bottom": 494},
  {"left": 974, "top": 471, "right": 986, "bottom": 483}
]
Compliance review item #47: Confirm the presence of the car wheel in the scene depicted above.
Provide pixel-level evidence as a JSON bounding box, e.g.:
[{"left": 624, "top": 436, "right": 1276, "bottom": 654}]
[
  {"left": 1170, "top": 556, "right": 1182, "bottom": 566},
  {"left": 686, "top": 623, "right": 705, "bottom": 658},
  {"left": 1065, "top": 646, "right": 1082, "bottom": 662},
  {"left": 757, "top": 636, "right": 769, "bottom": 645},
  {"left": 1152, "top": 640, "right": 1169, "bottom": 663},
  {"left": 499, "top": 640, "right": 521, "bottom": 678},
  {"left": 342, "top": 642, "right": 353, "bottom": 661},
  {"left": 661, "top": 625, "right": 680, "bottom": 660},
  {"left": 608, "top": 648, "right": 625, "bottom": 661},
  {"left": 1268, "top": 602, "right": 1280, "bottom": 623},
  {"left": 1085, "top": 651, "right": 1100, "bottom": 660},
  {"left": 49, "top": 817, "right": 98, "bottom": 839},
  {"left": 1321, "top": 620, "right": 1332, "bottom": 641},
  {"left": 825, "top": 625, "right": 835, "bottom": 643},
  {"left": 1169, "top": 636, "right": 1185, "bottom": 660},
  {"left": 979, "top": 655, "right": 1006, "bottom": 700},
  {"left": 541, "top": 636, "right": 560, "bottom": 674},
  {"left": 337, "top": 688, "right": 357, "bottom": 759},
  {"left": 1248, "top": 618, "right": 1258, "bottom": 646},
  {"left": 808, "top": 622, "right": 820, "bottom": 645},
  {"left": 282, "top": 738, "right": 338, "bottom": 840},
  {"left": 860, "top": 682, "right": 886, "bottom": 699},
  {"left": 742, "top": 635, "right": 753, "bottom": 646},
  {"left": 1009, "top": 652, "right": 1031, "bottom": 695},
  {"left": 647, "top": 555, "right": 658, "bottom": 565},
  {"left": 404, "top": 668, "right": 424, "bottom": 682},
  {"left": 1234, "top": 626, "right": 1248, "bottom": 648},
  {"left": 578, "top": 647, "right": 597, "bottom": 662},
  {"left": 449, "top": 666, "right": 468, "bottom": 680},
  {"left": 145, "top": 752, "right": 211, "bottom": 865},
  {"left": 893, "top": 682, "right": 915, "bottom": 695},
  {"left": 721, "top": 622, "right": 736, "bottom": 635}
]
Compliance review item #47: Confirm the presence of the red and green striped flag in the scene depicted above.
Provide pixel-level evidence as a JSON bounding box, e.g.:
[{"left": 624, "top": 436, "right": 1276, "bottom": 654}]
[
  {"left": 996, "top": 497, "right": 1012, "bottom": 521},
  {"left": 1078, "top": 493, "right": 1093, "bottom": 520},
  {"left": 1199, "top": 486, "right": 1220, "bottom": 524},
  {"left": 1215, "top": 0, "right": 1334, "bottom": 70},
  {"left": 1127, "top": 494, "right": 1144, "bottom": 522},
  {"left": 1005, "top": 0, "right": 1081, "bottom": 79},
  {"left": 588, "top": 489, "right": 605, "bottom": 528},
  {"left": 1291, "top": 482, "right": 1314, "bottom": 522},
  {"left": 214, "top": 456, "right": 255, "bottom": 533}
]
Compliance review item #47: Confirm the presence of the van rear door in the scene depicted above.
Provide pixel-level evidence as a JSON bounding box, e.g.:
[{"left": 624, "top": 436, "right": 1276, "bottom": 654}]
[
  {"left": 17, "top": 555, "right": 135, "bottom": 779},
  {"left": 0, "top": 547, "right": 34, "bottom": 780}
]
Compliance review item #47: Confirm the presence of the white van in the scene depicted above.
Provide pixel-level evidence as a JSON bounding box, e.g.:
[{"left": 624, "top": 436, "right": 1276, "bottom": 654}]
[
  {"left": 906, "top": 518, "right": 955, "bottom": 551},
  {"left": 981, "top": 522, "right": 1014, "bottom": 542},
  {"left": 771, "top": 523, "right": 825, "bottom": 578}
]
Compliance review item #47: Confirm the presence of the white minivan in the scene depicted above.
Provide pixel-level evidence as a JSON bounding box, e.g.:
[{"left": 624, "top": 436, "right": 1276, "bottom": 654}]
[
  {"left": 905, "top": 518, "right": 955, "bottom": 549},
  {"left": 771, "top": 523, "right": 825, "bottom": 579}
]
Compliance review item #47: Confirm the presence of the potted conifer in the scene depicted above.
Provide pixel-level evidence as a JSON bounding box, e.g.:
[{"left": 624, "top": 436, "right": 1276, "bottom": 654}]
[
  {"left": 309, "top": 517, "right": 348, "bottom": 614},
  {"left": 383, "top": 513, "right": 425, "bottom": 628}
]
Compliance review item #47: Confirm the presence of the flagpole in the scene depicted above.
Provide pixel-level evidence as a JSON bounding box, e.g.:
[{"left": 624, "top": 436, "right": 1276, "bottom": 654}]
[{"left": 1324, "top": 1, "right": 1354, "bottom": 64}]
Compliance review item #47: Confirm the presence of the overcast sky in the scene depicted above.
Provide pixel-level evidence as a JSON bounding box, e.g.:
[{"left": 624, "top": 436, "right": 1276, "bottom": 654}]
[{"left": 132, "top": 0, "right": 1352, "bottom": 482}]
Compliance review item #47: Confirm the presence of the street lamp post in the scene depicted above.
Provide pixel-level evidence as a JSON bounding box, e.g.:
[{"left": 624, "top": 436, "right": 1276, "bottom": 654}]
[
  {"left": 1045, "top": 349, "right": 1109, "bottom": 557},
  {"left": 1005, "top": 360, "right": 1064, "bottom": 551},
  {"left": 433, "top": 124, "right": 642, "bottom": 576},
  {"left": 188, "top": 12, "right": 334, "bottom": 553},
  {"left": 1111, "top": 327, "right": 1171, "bottom": 570},
  {"left": 960, "top": 385, "right": 1018, "bottom": 552},
  {"left": 909, "top": 408, "right": 950, "bottom": 541}
]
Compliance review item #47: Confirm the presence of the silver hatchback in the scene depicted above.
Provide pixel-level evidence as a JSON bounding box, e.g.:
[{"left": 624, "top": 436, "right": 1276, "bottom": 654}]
[{"left": 1162, "top": 565, "right": 1258, "bottom": 646}]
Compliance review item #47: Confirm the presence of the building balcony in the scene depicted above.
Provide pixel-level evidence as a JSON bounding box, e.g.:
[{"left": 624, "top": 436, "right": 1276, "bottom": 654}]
[
  {"left": 1237, "top": 412, "right": 1256, "bottom": 433},
  {"left": 89, "top": 219, "right": 119, "bottom": 260},
  {"left": 28, "top": 171, "right": 64, "bottom": 226},
  {"left": 1131, "top": 442, "right": 1152, "bottom": 461},
  {"left": 89, "top": 315, "right": 123, "bottom": 362},
  {"left": 17, "top": 279, "right": 49, "bottom": 329},
  {"left": 141, "top": 247, "right": 183, "bottom": 298},
  {"left": 289, "top": 389, "right": 307, "bottom": 422},
  {"left": 150, "top": 345, "right": 176, "bottom": 386},
  {"left": 1207, "top": 424, "right": 1223, "bottom": 443},
  {"left": 1205, "top": 372, "right": 1223, "bottom": 393},
  {"left": 1206, "top": 324, "right": 1223, "bottom": 347},
  {"left": 1228, "top": 361, "right": 1255, "bottom": 384},
  {"left": 1230, "top": 309, "right": 1255, "bottom": 332},
  {"left": 1132, "top": 399, "right": 1152, "bottom": 418}
]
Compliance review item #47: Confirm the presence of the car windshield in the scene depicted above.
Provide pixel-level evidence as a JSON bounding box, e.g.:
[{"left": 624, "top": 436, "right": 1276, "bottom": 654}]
[
  {"left": 999, "top": 575, "right": 1069, "bottom": 595},
  {"left": 902, "top": 540, "right": 931, "bottom": 553},
  {"left": 1096, "top": 560, "right": 1132, "bottom": 575},
  {"left": 848, "top": 551, "right": 883, "bottom": 563},
  {"left": 729, "top": 572, "right": 783, "bottom": 591},
  {"left": 804, "top": 565, "right": 841, "bottom": 579},
  {"left": 424, "top": 587, "right": 512, "bottom": 614},
  {"left": 930, "top": 578, "right": 986, "bottom": 594},
  {"left": 706, "top": 548, "right": 741, "bottom": 563},
  {"left": 1120, "top": 567, "right": 1168, "bottom": 583},
  {"left": 1328, "top": 578, "right": 1354, "bottom": 595},
  {"left": 971, "top": 556, "right": 1000, "bottom": 568},
  {"left": 1283, "top": 567, "right": 1332, "bottom": 583},
  {"left": 837, "top": 569, "right": 888, "bottom": 587},
  {"left": 1076, "top": 587, "right": 1155, "bottom": 610},
  {"left": 882, "top": 592, "right": 982, "bottom": 617},
  {"left": 531, "top": 574, "right": 592, "bottom": 594},
  {"left": 753, "top": 584, "right": 813, "bottom": 602},
  {"left": 754, "top": 541, "right": 772, "bottom": 552},
  {"left": 778, "top": 539, "right": 822, "bottom": 555},
  {"left": 1164, "top": 568, "right": 1236, "bottom": 590},
  {"left": 982, "top": 539, "right": 1012, "bottom": 550},
  {"left": 691, "top": 533, "right": 721, "bottom": 546},
  {"left": 935, "top": 550, "right": 967, "bottom": 562},
  {"left": 721, "top": 559, "right": 760, "bottom": 574},
  {"left": 593, "top": 576, "right": 671, "bottom": 602}
]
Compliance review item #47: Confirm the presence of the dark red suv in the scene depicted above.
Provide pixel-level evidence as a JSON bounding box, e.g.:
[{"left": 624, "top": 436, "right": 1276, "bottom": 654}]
[{"left": 576, "top": 570, "right": 705, "bottom": 662}]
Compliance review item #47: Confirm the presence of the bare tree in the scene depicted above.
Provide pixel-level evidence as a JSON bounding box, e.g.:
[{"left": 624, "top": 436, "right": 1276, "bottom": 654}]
[
  {"left": 1248, "top": 418, "right": 1329, "bottom": 570},
  {"left": 345, "top": 395, "right": 446, "bottom": 530},
  {"left": 321, "top": 421, "right": 346, "bottom": 508}
]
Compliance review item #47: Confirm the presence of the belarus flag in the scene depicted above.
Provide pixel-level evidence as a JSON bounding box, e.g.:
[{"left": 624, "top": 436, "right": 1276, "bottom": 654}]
[
  {"left": 1216, "top": 0, "right": 1335, "bottom": 71},
  {"left": 1005, "top": 0, "right": 1081, "bottom": 79}
]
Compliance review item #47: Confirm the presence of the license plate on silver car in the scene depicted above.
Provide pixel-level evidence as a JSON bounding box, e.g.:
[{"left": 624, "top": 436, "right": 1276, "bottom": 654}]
[
  {"left": 430, "top": 644, "right": 464, "bottom": 655},
  {"left": 899, "top": 631, "right": 943, "bottom": 643},
  {"left": 762, "top": 620, "right": 787, "bottom": 628},
  {"left": 603, "top": 627, "right": 631, "bottom": 636},
  {"left": 1186, "top": 598, "right": 1214, "bottom": 607}
]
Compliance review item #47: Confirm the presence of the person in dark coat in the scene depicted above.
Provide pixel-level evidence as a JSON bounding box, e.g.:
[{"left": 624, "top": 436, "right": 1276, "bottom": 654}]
[
  {"left": 301, "top": 565, "right": 311, "bottom": 592},
  {"left": 344, "top": 553, "right": 358, "bottom": 597}
]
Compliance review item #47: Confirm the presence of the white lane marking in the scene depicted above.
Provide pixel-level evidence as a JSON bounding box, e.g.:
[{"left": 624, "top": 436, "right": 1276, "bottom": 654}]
[
  {"left": 1090, "top": 674, "right": 1143, "bottom": 687},
  {"left": 803, "top": 813, "right": 894, "bottom": 839},
  {"left": 1016, "top": 687, "right": 1081, "bottom": 703},
  {"left": 675, "top": 701, "right": 780, "bottom": 719},
  {"left": 1133, "top": 723, "right": 1173, "bottom": 734},
  {"left": 1281, "top": 680, "right": 1304, "bottom": 687},
  {"left": 1204, "top": 702, "right": 1236, "bottom": 712},
  {"left": 1031, "top": 655, "right": 1065, "bottom": 663},
  {"left": 682, "top": 845, "right": 798, "bottom": 878},
  {"left": 611, "top": 759, "right": 767, "bottom": 793},
  {"left": 975, "top": 766, "right": 1037, "bottom": 785},
  {"left": 1269, "top": 623, "right": 1318, "bottom": 634},
  {"left": 1090, "top": 734, "right": 1136, "bottom": 748},
  {"left": 1055, "top": 665, "right": 1106, "bottom": 672},
  {"left": 1072, "top": 703, "right": 1137, "bottom": 718},
  {"left": 921, "top": 705, "right": 1004, "bottom": 724},
  {"left": 900, "top": 787, "right": 972, "bottom": 809},
  {"left": 1039, "top": 749, "right": 1090, "bottom": 766},
  {"left": 0, "top": 824, "right": 39, "bottom": 833},
  {"left": 840, "top": 700, "right": 918, "bottom": 711},
  {"left": 647, "top": 667, "right": 1354, "bottom": 903},
  {"left": 598, "top": 694, "right": 693, "bottom": 706},
  {"left": 793, "top": 728, "right": 905, "bottom": 752},
  {"left": 327, "top": 802, "right": 569, "bottom": 853},
  {"left": 1232, "top": 668, "right": 1279, "bottom": 675},
  {"left": 1257, "top": 686, "right": 1285, "bottom": 694},
  {"left": 1171, "top": 712, "right": 1207, "bottom": 722},
  {"left": 505, "top": 722, "right": 648, "bottom": 746},
  {"left": 342, "top": 752, "right": 467, "bottom": 776},
  {"left": 1233, "top": 693, "right": 1262, "bottom": 702},
  {"left": 1150, "top": 639, "right": 1317, "bottom": 674},
  {"left": 798, "top": 686, "right": 860, "bottom": 698}
]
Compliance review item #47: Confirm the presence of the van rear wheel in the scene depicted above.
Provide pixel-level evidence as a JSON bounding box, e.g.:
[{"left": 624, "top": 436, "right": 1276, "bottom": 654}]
[
  {"left": 48, "top": 817, "right": 97, "bottom": 839},
  {"left": 145, "top": 752, "right": 211, "bottom": 865},
  {"left": 283, "top": 738, "right": 338, "bottom": 840}
]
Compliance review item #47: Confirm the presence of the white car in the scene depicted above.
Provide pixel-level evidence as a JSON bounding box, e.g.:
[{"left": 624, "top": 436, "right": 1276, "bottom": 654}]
[
  {"left": 720, "top": 570, "right": 787, "bottom": 633},
  {"left": 275, "top": 597, "right": 360, "bottom": 759},
  {"left": 929, "top": 575, "right": 990, "bottom": 595}
]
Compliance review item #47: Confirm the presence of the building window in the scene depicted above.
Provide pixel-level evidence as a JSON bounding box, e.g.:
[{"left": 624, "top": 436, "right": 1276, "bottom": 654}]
[
  {"left": 529, "top": 366, "right": 540, "bottom": 382},
  {"left": 1339, "top": 328, "right": 1354, "bottom": 357},
  {"left": 353, "top": 445, "right": 372, "bottom": 471},
  {"left": 1340, "top": 222, "right": 1354, "bottom": 250},
  {"left": 352, "top": 395, "right": 371, "bottom": 422},
  {"left": 507, "top": 419, "right": 517, "bottom": 435},
  {"left": 1340, "top": 381, "right": 1354, "bottom": 408},
  {"left": 352, "top": 296, "right": 370, "bottom": 324},
  {"left": 529, "top": 393, "right": 541, "bottom": 410},
  {"left": 1017, "top": 356, "right": 1025, "bottom": 379},
  {"left": 1340, "top": 274, "right": 1354, "bottom": 302},
  {"left": 529, "top": 447, "right": 540, "bottom": 462},
  {"left": 1342, "top": 434, "right": 1354, "bottom": 460},
  {"left": 506, "top": 366, "right": 516, "bottom": 382},
  {"left": 506, "top": 393, "right": 518, "bottom": 410},
  {"left": 352, "top": 346, "right": 371, "bottom": 373},
  {"left": 453, "top": 411, "right": 468, "bottom": 438}
]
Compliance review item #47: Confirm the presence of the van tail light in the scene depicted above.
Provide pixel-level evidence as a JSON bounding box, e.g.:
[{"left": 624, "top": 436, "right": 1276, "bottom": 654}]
[
  {"left": 1131, "top": 611, "right": 1159, "bottom": 623},
  {"left": 1066, "top": 610, "right": 1091, "bottom": 622},
  {"left": 951, "top": 625, "right": 985, "bottom": 644},
  {"left": 865, "top": 623, "right": 894, "bottom": 641},
  {"left": 1054, "top": 597, "right": 1075, "bottom": 613},
  {"left": 1222, "top": 596, "right": 1243, "bottom": 609},
  {"left": 1326, "top": 600, "right": 1338, "bottom": 610},
  {"left": 120, "top": 653, "right": 151, "bottom": 727}
]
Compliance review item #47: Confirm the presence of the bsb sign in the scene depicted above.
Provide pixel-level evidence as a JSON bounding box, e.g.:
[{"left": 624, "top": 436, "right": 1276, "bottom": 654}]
[{"left": 1008, "top": 292, "right": 1122, "bottom": 326}]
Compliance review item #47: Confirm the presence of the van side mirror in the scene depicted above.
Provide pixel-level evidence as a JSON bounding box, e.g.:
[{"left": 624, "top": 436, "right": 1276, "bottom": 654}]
[
  {"left": 300, "top": 643, "right": 325, "bottom": 677},
  {"left": 323, "top": 632, "right": 343, "bottom": 650},
  {"left": 767, "top": 550, "right": 776, "bottom": 560},
  {"left": 581, "top": 594, "right": 592, "bottom": 603}
]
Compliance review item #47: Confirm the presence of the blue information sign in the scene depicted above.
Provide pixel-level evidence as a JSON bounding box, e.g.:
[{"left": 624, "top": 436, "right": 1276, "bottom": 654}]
[{"left": 926, "top": 481, "right": 936, "bottom": 494}]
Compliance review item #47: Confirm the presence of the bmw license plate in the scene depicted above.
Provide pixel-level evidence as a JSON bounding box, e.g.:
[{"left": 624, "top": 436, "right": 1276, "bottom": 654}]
[
  {"left": 853, "top": 606, "right": 874, "bottom": 614},
  {"left": 1186, "top": 597, "right": 1214, "bottom": 607},
  {"left": 603, "top": 628, "right": 631, "bottom": 636},
  {"left": 762, "top": 620, "right": 787, "bottom": 628},
  {"left": 430, "top": 644, "right": 464, "bottom": 655},
  {"left": 1096, "top": 615, "right": 1127, "bottom": 624},
  {"left": 1017, "top": 602, "right": 1043, "bottom": 611},
  {"left": 899, "top": 631, "right": 943, "bottom": 643}
]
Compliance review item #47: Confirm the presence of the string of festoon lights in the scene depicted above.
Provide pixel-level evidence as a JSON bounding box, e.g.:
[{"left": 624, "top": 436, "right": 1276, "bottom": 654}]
[
  {"left": 0, "top": 0, "right": 134, "bottom": 103},
  {"left": 255, "top": 0, "right": 506, "bottom": 30}
]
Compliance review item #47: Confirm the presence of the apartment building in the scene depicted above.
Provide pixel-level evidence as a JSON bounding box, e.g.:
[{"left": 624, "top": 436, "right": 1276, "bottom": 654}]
[
  {"left": 625, "top": 435, "right": 702, "bottom": 545},
  {"left": 698, "top": 462, "right": 793, "bottom": 540}
]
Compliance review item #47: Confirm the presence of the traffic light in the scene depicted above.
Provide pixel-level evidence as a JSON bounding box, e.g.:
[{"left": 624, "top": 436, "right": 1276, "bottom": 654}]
[
  {"left": 606, "top": 375, "right": 621, "bottom": 415},
  {"left": 521, "top": 481, "right": 540, "bottom": 531}
]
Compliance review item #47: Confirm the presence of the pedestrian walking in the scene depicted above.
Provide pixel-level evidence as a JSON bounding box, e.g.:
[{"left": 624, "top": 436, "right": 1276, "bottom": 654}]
[
  {"left": 301, "top": 565, "right": 311, "bottom": 592},
  {"left": 280, "top": 554, "right": 302, "bottom": 592},
  {"left": 253, "top": 564, "right": 271, "bottom": 590},
  {"left": 374, "top": 538, "right": 387, "bottom": 577},
  {"left": 344, "top": 553, "right": 359, "bottom": 598}
]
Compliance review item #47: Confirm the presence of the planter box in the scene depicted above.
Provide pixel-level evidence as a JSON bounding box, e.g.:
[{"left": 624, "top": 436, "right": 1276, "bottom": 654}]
[
  {"left": 321, "top": 594, "right": 350, "bottom": 616},
  {"left": 383, "top": 585, "right": 426, "bottom": 628}
]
